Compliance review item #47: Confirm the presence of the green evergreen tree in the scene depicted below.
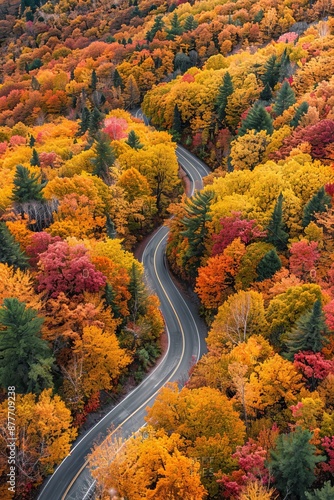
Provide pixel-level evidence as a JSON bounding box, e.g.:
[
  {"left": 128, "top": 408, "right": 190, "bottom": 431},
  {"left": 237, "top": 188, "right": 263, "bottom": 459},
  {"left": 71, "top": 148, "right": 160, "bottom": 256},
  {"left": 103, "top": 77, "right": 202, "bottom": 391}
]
[
  {"left": 274, "top": 81, "right": 296, "bottom": 116},
  {"left": 174, "top": 52, "right": 192, "bottom": 73},
  {"left": 91, "top": 69, "right": 97, "bottom": 91},
  {"left": 227, "top": 156, "right": 233, "bottom": 172},
  {"left": 106, "top": 214, "right": 117, "bottom": 239},
  {"left": 269, "top": 427, "right": 325, "bottom": 500},
  {"left": 0, "top": 222, "right": 28, "bottom": 270},
  {"left": 215, "top": 72, "right": 234, "bottom": 123},
  {"left": 172, "top": 104, "right": 182, "bottom": 137},
  {"left": 285, "top": 300, "right": 328, "bottom": 361},
  {"left": 0, "top": 298, "right": 54, "bottom": 394},
  {"left": 167, "top": 13, "right": 183, "bottom": 40},
  {"left": 305, "top": 482, "right": 334, "bottom": 499},
  {"left": 126, "top": 130, "right": 143, "bottom": 150},
  {"left": 30, "top": 148, "right": 40, "bottom": 167},
  {"left": 266, "top": 193, "right": 289, "bottom": 251},
  {"left": 302, "top": 187, "right": 331, "bottom": 227},
  {"left": 91, "top": 134, "right": 115, "bottom": 185},
  {"left": 261, "top": 55, "right": 280, "bottom": 89},
  {"left": 79, "top": 107, "right": 90, "bottom": 134},
  {"left": 146, "top": 15, "right": 165, "bottom": 42},
  {"left": 256, "top": 249, "right": 282, "bottom": 281},
  {"left": 290, "top": 101, "right": 309, "bottom": 128},
  {"left": 254, "top": 9, "right": 264, "bottom": 22},
  {"left": 260, "top": 82, "right": 273, "bottom": 101},
  {"left": 12, "top": 164, "right": 45, "bottom": 203},
  {"left": 238, "top": 103, "right": 273, "bottom": 137},
  {"left": 181, "top": 190, "right": 214, "bottom": 279},
  {"left": 103, "top": 283, "right": 120, "bottom": 319},
  {"left": 279, "top": 49, "right": 291, "bottom": 82},
  {"left": 88, "top": 107, "right": 103, "bottom": 139},
  {"left": 128, "top": 263, "right": 147, "bottom": 323},
  {"left": 184, "top": 14, "right": 198, "bottom": 32},
  {"left": 29, "top": 135, "right": 36, "bottom": 147},
  {"left": 113, "top": 69, "right": 123, "bottom": 89}
]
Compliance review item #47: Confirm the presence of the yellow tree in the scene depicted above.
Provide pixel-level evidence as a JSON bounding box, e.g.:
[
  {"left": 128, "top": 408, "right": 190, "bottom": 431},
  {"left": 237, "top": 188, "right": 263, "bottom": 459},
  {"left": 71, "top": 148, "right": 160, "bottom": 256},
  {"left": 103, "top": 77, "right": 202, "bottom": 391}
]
[
  {"left": 0, "top": 263, "right": 41, "bottom": 309},
  {"left": 89, "top": 427, "right": 206, "bottom": 500},
  {"left": 207, "top": 290, "right": 269, "bottom": 352},
  {"left": 246, "top": 354, "right": 304, "bottom": 417},
  {"left": 72, "top": 325, "right": 131, "bottom": 397},
  {"left": 266, "top": 283, "right": 324, "bottom": 346},
  {"left": 145, "top": 383, "right": 245, "bottom": 447},
  {"left": 141, "top": 143, "right": 180, "bottom": 212},
  {"left": 0, "top": 390, "right": 76, "bottom": 496},
  {"left": 230, "top": 130, "right": 270, "bottom": 171},
  {"left": 117, "top": 167, "right": 151, "bottom": 202}
]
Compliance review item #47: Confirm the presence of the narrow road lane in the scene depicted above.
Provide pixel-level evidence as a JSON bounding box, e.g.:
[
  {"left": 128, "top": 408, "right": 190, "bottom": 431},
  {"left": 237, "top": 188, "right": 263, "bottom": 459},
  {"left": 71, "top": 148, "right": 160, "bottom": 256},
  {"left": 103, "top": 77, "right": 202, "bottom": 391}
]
[{"left": 38, "top": 113, "right": 210, "bottom": 500}]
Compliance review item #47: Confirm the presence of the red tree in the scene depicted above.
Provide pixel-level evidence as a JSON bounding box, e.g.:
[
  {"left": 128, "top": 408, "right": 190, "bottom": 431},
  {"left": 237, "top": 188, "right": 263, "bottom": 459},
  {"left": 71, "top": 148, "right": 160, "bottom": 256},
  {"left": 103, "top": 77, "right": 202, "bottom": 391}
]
[
  {"left": 217, "top": 439, "right": 269, "bottom": 498},
  {"left": 37, "top": 241, "right": 106, "bottom": 297},
  {"left": 274, "top": 119, "right": 334, "bottom": 161},
  {"left": 294, "top": 351, "right": 334, "bottom": 389},
  {"left": 26, "top": 232, "right": 62, "bottom": 268},
  {"left": 212, "top": 212, "right": 266, "bottom": 255},
  {"left": 289, "top": 240, "right": 320, "bottom": 280}
]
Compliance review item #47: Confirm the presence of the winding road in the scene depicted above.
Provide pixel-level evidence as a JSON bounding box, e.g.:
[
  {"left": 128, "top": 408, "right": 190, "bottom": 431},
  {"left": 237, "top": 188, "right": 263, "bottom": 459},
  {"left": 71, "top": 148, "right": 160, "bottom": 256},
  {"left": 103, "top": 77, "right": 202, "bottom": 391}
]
[{"left": 37, "top": 111, "right": 210, "bottom": 500}]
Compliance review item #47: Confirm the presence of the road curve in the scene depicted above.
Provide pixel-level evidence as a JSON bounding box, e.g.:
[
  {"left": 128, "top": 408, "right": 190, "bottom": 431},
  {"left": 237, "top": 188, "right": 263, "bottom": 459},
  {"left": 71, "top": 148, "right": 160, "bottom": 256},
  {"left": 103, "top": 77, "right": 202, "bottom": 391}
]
[{"left": 37, "top": 112, "right": 210, "bottom": 500}]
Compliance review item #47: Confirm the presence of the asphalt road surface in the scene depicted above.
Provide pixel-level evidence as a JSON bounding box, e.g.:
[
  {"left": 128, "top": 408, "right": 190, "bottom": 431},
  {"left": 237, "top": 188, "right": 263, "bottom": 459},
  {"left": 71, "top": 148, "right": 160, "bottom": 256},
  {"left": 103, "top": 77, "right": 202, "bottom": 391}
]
[{"left": 37, "top": 111, "right": 210, "bottom": 500}]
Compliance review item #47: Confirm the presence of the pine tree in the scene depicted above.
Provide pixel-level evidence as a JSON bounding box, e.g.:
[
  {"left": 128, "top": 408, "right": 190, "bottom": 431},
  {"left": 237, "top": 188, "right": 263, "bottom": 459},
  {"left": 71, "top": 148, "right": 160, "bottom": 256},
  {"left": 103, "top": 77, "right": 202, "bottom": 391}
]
[
  {"left": 261, "top": 55, "right": 280, "bottom": 89},
  {"left": 256, "top": 249, "right": 282, "bottom": 281},
  {"left": 29, "top": 135, "right": 36, "bottom": 147},
  {"left": 266, "top": 193, "right": 289, "bottom": 251},
  {"left": 238, "top": 104, "right": 273, "bottom": 137},
  {"left": 290, "top": 102, "right": 309, "bottom": 128},
  {"left": 126, "top": 130, "right": 143, "bottom": 150},
  {"left": 181, "top": 190, "right": 214, "bottom": 279},
  {"left": 302, "top": 187, "right": 331, "bottom": 227},
  {"left": 113, "top": 69, "right": 123, "bottom": 89},
  {"left": 128, "top": 263, "right": 147, "bottom": 323},
  {"left": 91, "top": 134, "right": 115, "bottom": 185},
  {"left": 12, "top": 165, "right": 45, "bottom": 203},
  {"left": 79, "top": 107, "right": 90, "bottom": 134},
  {"left": 216, "top": 72, "right": 234, "bottom": 123},
  {"left": 184, "top": 14, "right": 198, "bottom": 31},
  {"left": 305, "top": 482, "right": 334, "bottom": 500},
  {"left": 260, "top": 82, "right": 273, "bottom": 101},
  {"left": 269, "top": 427, "right": 325, "bottom": 499},
  {"left": 146, "top": 15, "right": 165, "bottom": 42},
  {"left": 274, "top": 81, "right": 296, "bottom": 116},
  {"left": 227, "top": 156, "right": 233, "bottom": 172},
  {"left": 103, "top": 283, "right": 120, "bottom": 319},
  {"left": 106, "top": 214, "right": 117, "bottom": 239},
  {"left": 167, "top": 12, "right": 183, "bottom": 40},
  {"left": 172, "top": 104, "right": 182, "bottom": 137},
  {"left": 254, "top": 9, "right": 264, "bottom": 22},
  {"left": 285, "top": 300, "right": 328, "bottom": 360},
  {"left": 0, "top": 222, "right": 28, "bottom": 270},
  {"left": 30, "top": 148, "right": 40, "bottom": 167},
  {"left": 88, "top": 107, "right": 103, "bottom": 139},
  {"left": 0, "top": 298, "right": 54, "bottom": 394},
  {"left": 91, "top": 69, "right": 97, "bottom": 91},
  {"left": 279, "top": 49, "right": 291, "bottom": 82}
]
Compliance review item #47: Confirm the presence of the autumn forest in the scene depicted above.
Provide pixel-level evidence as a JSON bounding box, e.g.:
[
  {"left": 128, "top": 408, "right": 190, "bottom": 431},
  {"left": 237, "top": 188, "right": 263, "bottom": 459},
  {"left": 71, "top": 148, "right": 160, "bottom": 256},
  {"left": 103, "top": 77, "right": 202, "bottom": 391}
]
[{"left": 1, "top": 0, "right": 334, "bottom": 498}]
